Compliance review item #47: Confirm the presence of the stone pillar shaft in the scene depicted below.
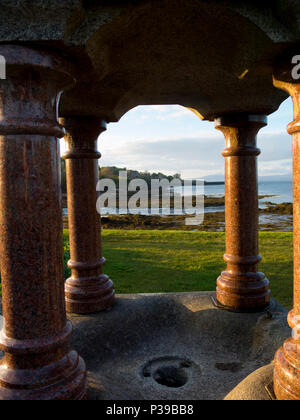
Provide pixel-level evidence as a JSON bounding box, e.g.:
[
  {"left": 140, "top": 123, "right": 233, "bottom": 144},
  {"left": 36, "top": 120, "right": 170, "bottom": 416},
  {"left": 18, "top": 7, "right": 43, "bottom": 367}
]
[
  {"left": 0, "top": 45, "right": 87, "bottom": 400},
  {"left": 61, "top": 116, "right": 115, "bottom": 314},
  {"left": 215, "top": 115, "right": 270, "bottom": 312},
  {"left": 273, "top": 77, "right": 300, "bottom": 400}
]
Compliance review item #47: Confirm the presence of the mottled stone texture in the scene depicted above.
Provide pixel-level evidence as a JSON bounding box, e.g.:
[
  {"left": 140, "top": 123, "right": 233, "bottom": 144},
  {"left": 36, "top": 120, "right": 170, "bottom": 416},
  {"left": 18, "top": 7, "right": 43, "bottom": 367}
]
[
  {"left": 61, "top": 116, "right": 115, "bottom": 314},
  {"left": 273, "top": 73, "right": 300, "bottom": 400},
  {"left": 0, "top": 1, "right": 295, "bottom": 121},
  {"left": 68, "top": 292, "right": 289, "bottom": 400},
  {"left": 0, "top": 45, "right": 87, "bottom": 400},
  {"left": 215, "top": 115, "right": 270, "bottom": 312},
  {"left": 57, "top": 0, "right": 290, "bottom": 122}
]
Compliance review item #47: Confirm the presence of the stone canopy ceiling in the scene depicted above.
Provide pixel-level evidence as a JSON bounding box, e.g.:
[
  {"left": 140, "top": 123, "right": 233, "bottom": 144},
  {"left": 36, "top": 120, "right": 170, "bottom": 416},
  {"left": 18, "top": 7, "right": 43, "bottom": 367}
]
[{"left": 1, "top": 0, "right": 300, "bottom": 121}]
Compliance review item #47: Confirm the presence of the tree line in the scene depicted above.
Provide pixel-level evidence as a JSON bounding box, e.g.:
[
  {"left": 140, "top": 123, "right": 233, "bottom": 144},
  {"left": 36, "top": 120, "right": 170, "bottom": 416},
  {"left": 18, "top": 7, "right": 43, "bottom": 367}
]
[{"left": 61, "top": 160, "right": 181, "bottom": 194}]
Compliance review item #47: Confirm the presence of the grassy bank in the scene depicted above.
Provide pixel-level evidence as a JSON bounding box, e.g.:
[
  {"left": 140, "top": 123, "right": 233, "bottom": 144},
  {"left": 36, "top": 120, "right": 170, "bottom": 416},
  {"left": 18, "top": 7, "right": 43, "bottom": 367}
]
[{"left": 63, "top": 230, "right": 293, "bottom": 309}]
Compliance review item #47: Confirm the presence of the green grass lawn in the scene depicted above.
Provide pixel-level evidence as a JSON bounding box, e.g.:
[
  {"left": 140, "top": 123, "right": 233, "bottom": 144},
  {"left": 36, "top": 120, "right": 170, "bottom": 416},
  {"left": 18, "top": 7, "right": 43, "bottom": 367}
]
[{"left": 63, "top": 230, "right": 294, "bottom": 309}]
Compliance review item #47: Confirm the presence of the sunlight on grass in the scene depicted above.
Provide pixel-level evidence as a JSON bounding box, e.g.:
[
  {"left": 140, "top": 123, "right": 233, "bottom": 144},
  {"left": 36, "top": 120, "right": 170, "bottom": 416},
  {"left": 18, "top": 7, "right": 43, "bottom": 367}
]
[{"left": 63, "top": 230, "right": 293, "bottom": 309}]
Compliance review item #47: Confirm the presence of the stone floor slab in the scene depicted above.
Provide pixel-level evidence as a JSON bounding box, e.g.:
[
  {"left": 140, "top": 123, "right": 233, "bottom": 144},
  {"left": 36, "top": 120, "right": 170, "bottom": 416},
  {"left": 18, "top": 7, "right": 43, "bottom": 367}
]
[
  {"left": 67, "top": 292, "right": 290, "bottom": 400},
  {"left": 224, "top": 363, "right": 275, "bottom": 400}
]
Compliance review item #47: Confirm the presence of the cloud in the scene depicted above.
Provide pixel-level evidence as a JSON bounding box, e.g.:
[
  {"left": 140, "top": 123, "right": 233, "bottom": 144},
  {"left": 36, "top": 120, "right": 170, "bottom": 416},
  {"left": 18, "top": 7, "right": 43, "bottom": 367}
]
[
  {"left": 124, "top": 105, "right": 196, "bottom": 122},
  {"left": 79, "top": 103, "right": 294, "bottom": 180},
  {"left": 259, "top": 132, "right": 292, "bottom": 162},
  {"left": 98, "top": 129, "right": 292, "bottom": 180},
  {"left": 258, "top": 159, "right": 292, "bottom": 177}
]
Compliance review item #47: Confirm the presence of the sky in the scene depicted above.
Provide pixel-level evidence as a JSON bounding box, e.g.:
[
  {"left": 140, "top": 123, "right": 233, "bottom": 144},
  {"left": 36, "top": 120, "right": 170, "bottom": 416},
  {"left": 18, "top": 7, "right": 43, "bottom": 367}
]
[{"left": 62, "top": 98, "right": 294, "bottom": 181}]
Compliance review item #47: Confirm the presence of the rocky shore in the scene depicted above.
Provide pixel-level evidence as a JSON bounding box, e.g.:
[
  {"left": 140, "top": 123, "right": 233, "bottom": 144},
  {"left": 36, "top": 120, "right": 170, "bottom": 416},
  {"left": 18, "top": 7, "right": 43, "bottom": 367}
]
[{"left": 63, "top": 196, "right": 293, "bottom": 232}]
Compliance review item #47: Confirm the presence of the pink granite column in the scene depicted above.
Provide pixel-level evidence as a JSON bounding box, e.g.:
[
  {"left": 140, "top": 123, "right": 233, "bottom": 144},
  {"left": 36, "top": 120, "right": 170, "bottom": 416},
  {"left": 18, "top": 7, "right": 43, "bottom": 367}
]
[
  {"left": 215, "top": 114, "right": 270, "bottom": 312},
  {"left": 0, "top": 45, "right": 87, "bottom": 400},
  {"left": 273, "top": 71, "right": 300, "bottom": 400},
  {"left": 61, "top": 116, "right": 115, "bottom": 314}
]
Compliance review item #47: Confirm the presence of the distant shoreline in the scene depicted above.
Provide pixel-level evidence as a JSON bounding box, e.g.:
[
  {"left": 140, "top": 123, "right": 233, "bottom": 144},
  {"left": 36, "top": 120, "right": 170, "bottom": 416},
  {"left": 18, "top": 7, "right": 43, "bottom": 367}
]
[
  {"left": 204, "top": 181, "right": 225, "bottom": 185},
  {"left": 63, "top": 194, "right": 281, "bottom": 211}
]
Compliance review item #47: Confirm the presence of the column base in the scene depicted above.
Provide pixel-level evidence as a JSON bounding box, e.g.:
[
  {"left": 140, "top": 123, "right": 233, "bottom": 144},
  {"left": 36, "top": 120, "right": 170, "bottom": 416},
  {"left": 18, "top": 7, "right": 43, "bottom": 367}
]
[
  {"left": 274, "top": 343, "right": 300, "bottom": 400},
  {"left": 216, "top": 271, "right": 270, "bottom": 312},
  {"left": 212, "top": 295, "right": 268, "bottom": 314},
  {"left": 65, "top": 274, "right": 115, "bottom": 314},
  {"left": 0, "top": 350, "right": 87, "bottom": 400},
  {"left": 274, "top": 311, "right": 300, "bottom": 400}
]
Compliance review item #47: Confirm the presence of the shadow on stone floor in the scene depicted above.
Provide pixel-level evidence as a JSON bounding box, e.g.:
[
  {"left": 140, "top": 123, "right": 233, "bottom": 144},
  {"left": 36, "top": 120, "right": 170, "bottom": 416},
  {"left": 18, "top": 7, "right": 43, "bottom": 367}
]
[{"left": 68, "top": 292, "right": 290, "bottom": 400}]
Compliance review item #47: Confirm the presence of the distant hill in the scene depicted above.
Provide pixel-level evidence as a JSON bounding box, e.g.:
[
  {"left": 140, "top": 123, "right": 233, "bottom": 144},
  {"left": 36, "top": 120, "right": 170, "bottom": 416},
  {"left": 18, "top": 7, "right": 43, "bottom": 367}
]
[
  {"left": 61, "top": 162, "right": 224, "bottom": 193},
  {"left": 61, "top": 162, "right": 181, "bottom": 192},
  {"left": 99, "top": 166, "right": 182, "bottom": 186},
  {"left": 204, "top": 181, "right": 224, "bottom": 185}
]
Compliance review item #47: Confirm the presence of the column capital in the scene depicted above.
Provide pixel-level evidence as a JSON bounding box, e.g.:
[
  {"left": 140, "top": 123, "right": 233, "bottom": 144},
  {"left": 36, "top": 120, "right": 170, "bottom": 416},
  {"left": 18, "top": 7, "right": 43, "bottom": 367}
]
[
  {"left": 273, "top": 50, "right": 300, "bottom": 135},
  {"left": 215, "top": 114, "right": 267, "bottom": 129},
  {"left": 60, "top": 115, "right": 107, "bottom": 136},
  {"left": 273, "top": 77, "right": 300, "bottom": 135},
  {"left": 60, "top": 116, "right": 107, "bottom": 160},
  {"left": 0, "top": 44, "right": 74, "bottom": 80},
  {"left": 215, "top": 114, "right": 266, "bottom": 158},
  {"left": 0, "top": 45, "right": 74, "bottom": 138}
]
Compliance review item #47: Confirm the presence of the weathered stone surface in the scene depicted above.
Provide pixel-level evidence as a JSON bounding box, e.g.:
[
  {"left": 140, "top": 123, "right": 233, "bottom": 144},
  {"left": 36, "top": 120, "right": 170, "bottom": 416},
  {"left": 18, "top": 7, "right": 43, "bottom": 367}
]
[
  {"left": 272, "top": 60, "right": 300, "bottom": 401},
  {"left": 1, "top": 0, "right": 299, "bottom": 44},
  {"left": 0, "top": 1, "right": 293, "bottom": 120},
  {"left": 224, "top": 363, "right": 274, "bottom": 400},
  {"left": 0, "top": 292, "right": 291, "bottom": 400},
  {"left": 64, "top": 292, "right": 289, "bottom": 400},
  {"left": 0, "top": 0, "right": 81, "bottom": 41},
  {"left": 64, "top": 0, "right": 290, "bottom": 120}
]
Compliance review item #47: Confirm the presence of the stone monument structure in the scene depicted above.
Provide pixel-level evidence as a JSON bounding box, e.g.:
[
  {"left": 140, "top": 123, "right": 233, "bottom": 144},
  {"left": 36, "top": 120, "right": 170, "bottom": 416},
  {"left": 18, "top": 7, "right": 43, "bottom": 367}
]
[{"left": 0, "top": 0, "right": 299, "bottom": 400}]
